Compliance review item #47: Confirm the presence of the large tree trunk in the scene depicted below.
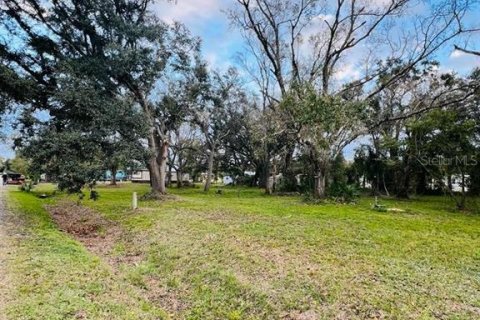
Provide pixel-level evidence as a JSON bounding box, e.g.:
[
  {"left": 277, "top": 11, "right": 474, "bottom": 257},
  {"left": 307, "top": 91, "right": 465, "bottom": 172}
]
[
  {"left": 416, "top": 169, "right": 428, "bottom": 195},
  {"left": 176, "top": 169, "right": 183, "bottom": 188},
  {"left": 310, "top": 146, "right": 328, "bottom": 199},
  {"left": 265, "top": 159, "right": 273, "bottom": 195},
  {"left": 314, "top": 169, "right": 327, "bottom": 199},
  {"left": 282, "top": 144, "right": 296, "bottom": 191},
  {"left": 176, "top": 153, "right": 184, "bottom": 188},
  {"left": 147, "top": 131, "right": 164, "bottom": 194},
  {"left": 110, "top": 167, "right": 117, "bottom": 186},
  {"left": 166, "top": 165, "right": 173, "bottom": 187},
  {"left": 157, "top": 140, "right": 168, "bottom": 195},
  {"left": 204, "top": 146, "right": 215, "bottom": 192},
  {"left": 396, "top": 155, "right": 411, "bottom": 199},
  {"left": 458, "top": 172, "right": 466, "bottom": 210},
  {"left": 139, "top": 94, "right": 165, "bottom": 195}
]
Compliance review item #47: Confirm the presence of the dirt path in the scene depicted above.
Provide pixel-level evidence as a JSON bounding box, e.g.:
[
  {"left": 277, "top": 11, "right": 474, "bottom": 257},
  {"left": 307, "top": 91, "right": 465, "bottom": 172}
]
[{"left": 0, "top": 185, "right": 12, "bottom": 320}]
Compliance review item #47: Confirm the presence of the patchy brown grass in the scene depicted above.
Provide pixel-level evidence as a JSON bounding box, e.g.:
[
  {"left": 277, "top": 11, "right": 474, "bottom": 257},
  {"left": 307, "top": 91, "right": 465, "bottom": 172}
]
[
  {"left": 6, "top": 189, "right": 168, "bottom": 319},
  {"left": 47, "top": 201, "right": 111, "bottom": 236},
  {"left": 46, "top": 201, "right": 136, "bottom": 268},
  {"left": 46, "top": 201, "right": 182, "bottom": 313}
]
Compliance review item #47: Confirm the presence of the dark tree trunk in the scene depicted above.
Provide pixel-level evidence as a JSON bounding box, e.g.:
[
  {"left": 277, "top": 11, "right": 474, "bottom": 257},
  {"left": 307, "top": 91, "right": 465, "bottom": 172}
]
[
  {"left": 139, "top": 94, "right": 164, "bottom": 196},
  {"left": 147, "top": 131, "right": 164, "bottom": 194},
  {"left": 375, "top": 174, "right": 380, "bottom": 196},
  {"left": 110, "top": 167, "right": 118, "bottom": 186},
  {"left": 396, "top": 155, "right": 411, "bottom": 199},
  {"left": 416, "top": 169, "right": 428, "bottom": 195},
  {"left": 166, "top": 165, "right": 173, "bottom": 187},
  {"left": 176, "top": 153, "right": 184, "bottom": 188},
  {"left": 251, "top": 169, "right": 259, "bottom": 187},
  {"left": 458, "top": 172, "right": 466, "bottom": 210},
  {"left": 390, "top": 146, "right": 400, "bottom": 195},
  {"left": 157, "top": 140, "right": 168, "bottom": 194},
  {"left": 176, "top": 169, "right": 183, "bottom": 188},
  {"left": 265, "top": 160, "right": 273, "bottom": 195},
  {"left": 258, "top": 159, "right": 268, "bottom": 189},
  {"left": 281, "top": 144, "right": 297, "bottom": 191},
  {"left": 204, "top": 146, "right": 214, "bottom": 192},
  {"left": 314, "top": 169, "right": 327, "bottom": 199}
]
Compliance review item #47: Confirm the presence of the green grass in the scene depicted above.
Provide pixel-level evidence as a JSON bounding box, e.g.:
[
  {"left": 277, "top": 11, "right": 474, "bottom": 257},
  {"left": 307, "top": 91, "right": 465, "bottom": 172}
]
[
  {"left": 5, "top": 187, "right": 167, "bottom": 320},
  {"left": 6, "top": 183, "right": 480, "bottom": 319}
]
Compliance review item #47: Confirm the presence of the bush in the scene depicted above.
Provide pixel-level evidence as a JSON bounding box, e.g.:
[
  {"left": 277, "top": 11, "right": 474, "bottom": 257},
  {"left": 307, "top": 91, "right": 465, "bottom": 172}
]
[
  {"left": 276, "top": 174, "right": 298, "bottom": 192},
  {"left": 89, "top": 190, "right": 100, "bottom": 201},
  {"left": 298, "top": 175, "right": 315, "bottom": 193},
  {"left": 235, "top": 175, "right": 256, "bottom": 186},
  {"left": 328, "top": 182, "right": 360, "bottom": 203},
  {"left": 19, "top": 180, "right": 34, "bottom": 192}
]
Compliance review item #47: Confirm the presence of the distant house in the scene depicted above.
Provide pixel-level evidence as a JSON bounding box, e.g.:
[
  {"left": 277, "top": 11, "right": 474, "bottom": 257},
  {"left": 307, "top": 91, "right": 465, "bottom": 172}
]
[
  {"left": 131, "top": 169, "right": 190, "bottom": 183},
  {"left": 222, "top": 171, "right": 256, "bottom": 186},
  {"left": 103, "top": 170, "right": 128, "bottom": 182},
  {"left": 223, "top": 176, "right": 234, "bottom": 185},
  {"left": 429, "top": 174, "right": 470, "bottom": 192},
  {"left": 131, "top": 169, "right": 150, "bottom": 183},
  {"left": 2, "top": 170, "right": 25, "bottom": 185}
]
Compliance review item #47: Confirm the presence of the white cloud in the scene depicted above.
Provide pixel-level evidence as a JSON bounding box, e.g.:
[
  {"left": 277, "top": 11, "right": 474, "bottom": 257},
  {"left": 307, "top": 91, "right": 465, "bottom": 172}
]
[
  {"left": 151, "top": 0, "right": 242, "bottom": 72},
  {"left": 450, "top": 49, "right": 467, "bottom": 58},
  {"left": 334, "top": 63, "right": 361, "bottom": 81},
  {"left": 445, "top": 48, "right": 480, "bottom": 75},
  {"left": 153, "top": 0, "right": 223, "bottom": 24},
  {"left": 311, "top": 14, "right": 334, "bottom": 23}
]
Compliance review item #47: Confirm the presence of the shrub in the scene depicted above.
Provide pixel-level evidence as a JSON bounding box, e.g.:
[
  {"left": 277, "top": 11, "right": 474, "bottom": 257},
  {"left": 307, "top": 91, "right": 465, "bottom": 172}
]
[
  {"left": 235, "top": 175, "right": 255, "bottom": 186},
  {"left": 19, "top": 180, "right": 34, "bottom": 192},
  {"left": 89, "top": 190, "right": 100, "bottom": 201},
  {"left": 276, "top": 174, "right": 298, "bottom": 193},
  {"left": 328, "top": 182, "right": 360, "bottom": 203}
]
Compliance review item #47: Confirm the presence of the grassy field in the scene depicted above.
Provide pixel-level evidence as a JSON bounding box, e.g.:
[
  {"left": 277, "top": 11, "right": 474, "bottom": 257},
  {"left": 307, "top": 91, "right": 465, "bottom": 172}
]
[{"left": 5, "top": 183, "right": 480, "bottom": 319}]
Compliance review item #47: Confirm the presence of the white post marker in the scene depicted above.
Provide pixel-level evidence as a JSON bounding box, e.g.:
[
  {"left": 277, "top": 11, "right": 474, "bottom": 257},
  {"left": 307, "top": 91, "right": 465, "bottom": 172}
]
[{"left": 132, "top": 192, "right": 138, "bottom": 210}]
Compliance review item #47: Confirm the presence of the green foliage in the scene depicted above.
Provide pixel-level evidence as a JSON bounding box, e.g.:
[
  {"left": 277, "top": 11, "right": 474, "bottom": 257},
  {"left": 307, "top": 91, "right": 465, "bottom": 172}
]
[
  {"left": 297, "top": 174, "right": 315, "bottom": 194},
  {"left": 89, "top": 190, "right": 100, "bottom": 201},
  {"left": 10, "top": 157, "right": 29, "bottom": 176},
  {"left": 328, "top": 182, "right": 361, "bottom": 203},
  {"left": 275, "top": 174, "right": 298, "bottom": 193},
  {"left": 408, "top": 107, "right": 477, "bottom": 207},
  {"left": 0, "top": 0, "right": 181, "bottom": 193},
  {"left": 330, "top": 154, "right": 348, "bottom": 185},
  {"left": 19, "top": 180, "right": 34, "bottom": 192},
  {"left": 281, "top": 87, "right": 367, "bottom": 152}
]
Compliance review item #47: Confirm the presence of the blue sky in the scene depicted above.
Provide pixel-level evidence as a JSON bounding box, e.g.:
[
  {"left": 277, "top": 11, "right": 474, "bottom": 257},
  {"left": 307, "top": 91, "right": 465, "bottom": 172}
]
[{"left": 1, "top": 0, "right": 480, "bottom": 160}]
